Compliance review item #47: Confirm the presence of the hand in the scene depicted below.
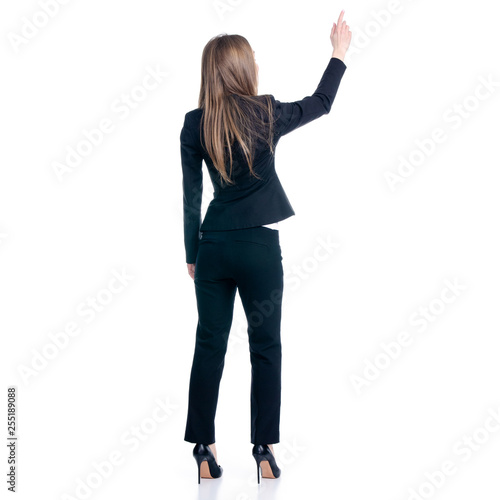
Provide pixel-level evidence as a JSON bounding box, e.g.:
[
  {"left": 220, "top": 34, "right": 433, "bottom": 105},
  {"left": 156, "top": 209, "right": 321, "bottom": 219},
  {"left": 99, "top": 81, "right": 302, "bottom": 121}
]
[
  {"left": 187, "top": 263, "right": 195, "bottom": 280},
  {"left": 330, "top": 10, "right": 352, "bottom": 59}
]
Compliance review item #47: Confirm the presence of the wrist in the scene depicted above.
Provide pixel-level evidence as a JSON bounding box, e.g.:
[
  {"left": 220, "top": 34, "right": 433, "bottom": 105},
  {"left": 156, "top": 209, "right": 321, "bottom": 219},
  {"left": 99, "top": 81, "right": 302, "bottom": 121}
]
[{"left": 331, "top": 50, "right": 346, "bottom": 61}]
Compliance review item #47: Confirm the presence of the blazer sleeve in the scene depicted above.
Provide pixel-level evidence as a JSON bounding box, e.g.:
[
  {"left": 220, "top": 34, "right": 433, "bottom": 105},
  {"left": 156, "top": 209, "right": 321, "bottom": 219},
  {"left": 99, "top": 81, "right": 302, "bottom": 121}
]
[
  {"left": 273, "top": 57, "right": 347, "bottom": 137},
  {"left": 180, "top": 113, "right": 203, "bottom": 264}
]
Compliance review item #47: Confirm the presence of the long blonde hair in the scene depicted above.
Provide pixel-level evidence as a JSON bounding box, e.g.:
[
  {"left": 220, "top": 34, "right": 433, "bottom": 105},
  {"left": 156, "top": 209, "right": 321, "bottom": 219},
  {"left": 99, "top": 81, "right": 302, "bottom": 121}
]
[{"left": 198, "top": 34, "right": 275, "bottom": 186}]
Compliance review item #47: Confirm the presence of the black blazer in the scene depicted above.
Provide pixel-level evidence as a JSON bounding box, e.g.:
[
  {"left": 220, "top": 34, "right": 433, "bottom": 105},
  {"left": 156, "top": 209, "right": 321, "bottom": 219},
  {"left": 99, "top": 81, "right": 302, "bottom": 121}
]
[{"left": 180, "top": 56, "right": 347, "bottom": 263}]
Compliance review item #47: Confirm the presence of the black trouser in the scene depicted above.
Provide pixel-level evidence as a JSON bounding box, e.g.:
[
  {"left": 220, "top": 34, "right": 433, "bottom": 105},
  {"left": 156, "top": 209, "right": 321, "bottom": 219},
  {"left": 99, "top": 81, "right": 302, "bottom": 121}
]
[{"left": 184, "top": 226, "right": 283, "bottom": 445}]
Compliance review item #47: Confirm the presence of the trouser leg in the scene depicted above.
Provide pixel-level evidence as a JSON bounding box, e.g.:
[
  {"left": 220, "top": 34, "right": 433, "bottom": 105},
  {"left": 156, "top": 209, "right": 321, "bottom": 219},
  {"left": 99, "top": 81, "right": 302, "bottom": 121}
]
[
  {"left": 184, "top": 239, "right": 237, "bottom": 444},
  {"left": 232, "top": 229, "right": 284, "bottom": 445}
]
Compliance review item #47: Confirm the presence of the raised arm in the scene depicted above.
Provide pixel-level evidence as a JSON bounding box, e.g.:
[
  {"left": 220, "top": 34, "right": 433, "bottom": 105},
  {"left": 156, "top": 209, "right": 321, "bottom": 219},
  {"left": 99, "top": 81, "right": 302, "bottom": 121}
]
[{"left": 273, "top": 10, "right": 351, "bottom": 138}]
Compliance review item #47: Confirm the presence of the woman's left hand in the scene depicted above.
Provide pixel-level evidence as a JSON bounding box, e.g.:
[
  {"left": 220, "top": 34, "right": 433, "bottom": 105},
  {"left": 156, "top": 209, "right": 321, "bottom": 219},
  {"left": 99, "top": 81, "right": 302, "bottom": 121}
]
[{"left": 187, "top": 263, "right": 195, "bottom": 280}]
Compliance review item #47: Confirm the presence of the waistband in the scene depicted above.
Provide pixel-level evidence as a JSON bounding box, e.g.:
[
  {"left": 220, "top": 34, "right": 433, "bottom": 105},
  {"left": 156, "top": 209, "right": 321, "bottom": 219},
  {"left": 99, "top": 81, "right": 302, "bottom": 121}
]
[{"left": 200, "top": 225, "right": 280, "bottom": 244}]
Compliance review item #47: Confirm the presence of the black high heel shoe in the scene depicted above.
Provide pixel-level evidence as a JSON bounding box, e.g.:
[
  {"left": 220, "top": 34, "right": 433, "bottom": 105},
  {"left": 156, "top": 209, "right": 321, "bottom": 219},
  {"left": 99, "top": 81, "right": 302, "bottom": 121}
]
[
  {"left": 252, "top": 444, "right": 281, "bottom": 484},
  {"left": 193, "top": 444, "right": 223, "bottom": 484}
]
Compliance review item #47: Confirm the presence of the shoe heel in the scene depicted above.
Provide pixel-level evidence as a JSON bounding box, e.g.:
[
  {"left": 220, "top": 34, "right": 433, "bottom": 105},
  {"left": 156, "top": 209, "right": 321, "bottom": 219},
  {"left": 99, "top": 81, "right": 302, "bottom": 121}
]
[
  {"left": 252, "top": 445, "right": 281, "bottom": 483},
  {"left": 255, "top": 458, "right": 261, "bottom": 484},
  {"left": 193, "top": 454, "right": 205, "bottom": 484},
  {"left": 252, "top": 453, "right": 264, "bottom": 484},
  {"left": 193, "top": 444, "right": 222, "bottom": 484}
]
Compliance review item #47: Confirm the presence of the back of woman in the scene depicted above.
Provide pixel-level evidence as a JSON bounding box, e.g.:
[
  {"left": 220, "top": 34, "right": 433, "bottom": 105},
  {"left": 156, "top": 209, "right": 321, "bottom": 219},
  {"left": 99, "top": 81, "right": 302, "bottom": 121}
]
[{"left": 180, "top": 10, "right": 351, "bottom": 485}]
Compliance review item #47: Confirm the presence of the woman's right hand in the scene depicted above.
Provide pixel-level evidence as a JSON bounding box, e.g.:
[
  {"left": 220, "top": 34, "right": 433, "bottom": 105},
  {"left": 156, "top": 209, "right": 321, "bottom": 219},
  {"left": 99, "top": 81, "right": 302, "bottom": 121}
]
[{"left": 330, "top": 10, "right": 352, "bottom": 60}]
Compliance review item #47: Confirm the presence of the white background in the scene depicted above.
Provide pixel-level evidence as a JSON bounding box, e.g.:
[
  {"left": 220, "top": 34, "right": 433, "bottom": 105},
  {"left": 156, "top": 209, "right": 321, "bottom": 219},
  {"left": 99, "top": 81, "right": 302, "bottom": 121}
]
[{"left": 1, "top": 0, "right": 500, "bottom": 499}]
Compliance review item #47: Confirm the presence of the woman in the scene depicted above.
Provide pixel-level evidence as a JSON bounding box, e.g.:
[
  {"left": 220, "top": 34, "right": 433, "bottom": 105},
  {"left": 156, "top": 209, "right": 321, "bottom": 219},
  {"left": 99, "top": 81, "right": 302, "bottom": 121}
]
[{"left": 181, "top": 10, "right": 351, "bottom": 484}]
